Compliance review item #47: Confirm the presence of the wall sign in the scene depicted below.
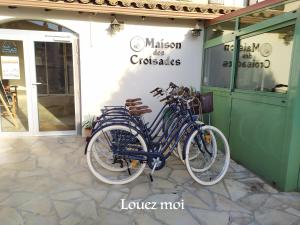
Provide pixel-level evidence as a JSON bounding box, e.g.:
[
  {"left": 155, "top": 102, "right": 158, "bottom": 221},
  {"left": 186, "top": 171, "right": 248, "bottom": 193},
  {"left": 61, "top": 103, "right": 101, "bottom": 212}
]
[
  {"left": 1, "top": 41, "right": 18, "bottom": 55},
  {"left": 130, "top": 36, "right": 182, "bottom": 66},
  {"left": 222, "top": 42, "right": 272, "bottom": 69},
  {"left": 1, "top": 56, "right": 21, "bottom": 80}
]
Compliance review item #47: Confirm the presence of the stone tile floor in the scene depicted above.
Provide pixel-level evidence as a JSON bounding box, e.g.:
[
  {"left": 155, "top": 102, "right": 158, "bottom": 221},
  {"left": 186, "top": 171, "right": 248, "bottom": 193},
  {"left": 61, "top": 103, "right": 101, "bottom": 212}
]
[{"left": 0, "top": 136, "right": 299, "bottom": 225}]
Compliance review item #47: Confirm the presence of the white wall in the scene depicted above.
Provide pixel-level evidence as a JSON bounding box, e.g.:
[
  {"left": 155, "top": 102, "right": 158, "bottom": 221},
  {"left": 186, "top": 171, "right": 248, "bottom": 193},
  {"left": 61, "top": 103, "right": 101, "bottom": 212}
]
[
  {"left": 223, "top": 0, "right": 247, "bottom": 7},
  {"left": 0, "top": 8, "right": 203, "bottom": 123}
]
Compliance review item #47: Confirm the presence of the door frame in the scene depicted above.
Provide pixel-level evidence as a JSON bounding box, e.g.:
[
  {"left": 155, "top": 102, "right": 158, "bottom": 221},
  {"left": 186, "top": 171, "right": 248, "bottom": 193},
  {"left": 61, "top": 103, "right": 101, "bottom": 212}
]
[{"left": 0, "top": 29, "right": 81, "bottom": 136}]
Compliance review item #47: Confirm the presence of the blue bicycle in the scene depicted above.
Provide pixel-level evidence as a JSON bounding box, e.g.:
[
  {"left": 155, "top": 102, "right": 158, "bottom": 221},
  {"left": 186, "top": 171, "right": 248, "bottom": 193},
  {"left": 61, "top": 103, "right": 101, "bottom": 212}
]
[{"left": 85, "top": 84, "right": 230, "bottom": 185}]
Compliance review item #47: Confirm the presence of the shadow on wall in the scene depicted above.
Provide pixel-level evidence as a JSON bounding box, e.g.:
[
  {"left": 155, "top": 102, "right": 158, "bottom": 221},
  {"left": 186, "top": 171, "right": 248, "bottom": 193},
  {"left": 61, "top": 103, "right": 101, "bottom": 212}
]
[{"left": 96, "top": 30, "right": 202, "bottom": 122}]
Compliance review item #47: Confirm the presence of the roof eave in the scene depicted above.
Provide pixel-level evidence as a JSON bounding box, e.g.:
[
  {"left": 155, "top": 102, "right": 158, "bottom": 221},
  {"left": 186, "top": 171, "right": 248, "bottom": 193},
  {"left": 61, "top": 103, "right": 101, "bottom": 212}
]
[{"left": 0, "top": 0, "right": 239, "bottom": 20}]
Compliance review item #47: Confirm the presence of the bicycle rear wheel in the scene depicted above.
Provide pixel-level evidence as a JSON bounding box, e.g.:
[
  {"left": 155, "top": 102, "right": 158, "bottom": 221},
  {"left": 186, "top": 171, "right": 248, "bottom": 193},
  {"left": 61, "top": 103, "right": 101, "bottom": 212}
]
[
  {"left": 86, "top": 124, "right": 147, "bottom": 184},
  {"left": 185, "top": 125, "right": 230, "bottom": 186}
]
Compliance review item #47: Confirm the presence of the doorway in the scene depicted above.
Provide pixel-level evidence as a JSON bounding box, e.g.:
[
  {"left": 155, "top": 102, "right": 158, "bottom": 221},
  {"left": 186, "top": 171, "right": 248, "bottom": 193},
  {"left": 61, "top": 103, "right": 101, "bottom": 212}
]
[{"left": 0, "top": 29, "right": 80, "bottom": 135}]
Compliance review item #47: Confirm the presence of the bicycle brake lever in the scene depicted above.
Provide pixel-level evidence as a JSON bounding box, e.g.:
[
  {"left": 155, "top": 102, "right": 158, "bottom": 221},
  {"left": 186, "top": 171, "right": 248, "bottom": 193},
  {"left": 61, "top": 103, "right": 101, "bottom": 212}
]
[
  {"left": 153, "top": 90, "right": 163, "bottom": 97},
  {"left": 169, "top": 82, "right": 178, "bottom": 89},
  {"left": 150, "top": 87, "right": 160, "bottom": 93}
]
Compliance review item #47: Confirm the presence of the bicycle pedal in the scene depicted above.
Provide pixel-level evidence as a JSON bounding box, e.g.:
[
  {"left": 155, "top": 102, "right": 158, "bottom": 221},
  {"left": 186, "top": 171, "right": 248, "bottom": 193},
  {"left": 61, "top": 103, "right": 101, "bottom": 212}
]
[
  {"left": 204, "top": 134, "right": 212, "bottom": 144},
  {"left": 130, "top": 160, "right": 139, "bottom": 168},
  {"left": 149, "top": 174, "right": 154, "bottom": 182}
]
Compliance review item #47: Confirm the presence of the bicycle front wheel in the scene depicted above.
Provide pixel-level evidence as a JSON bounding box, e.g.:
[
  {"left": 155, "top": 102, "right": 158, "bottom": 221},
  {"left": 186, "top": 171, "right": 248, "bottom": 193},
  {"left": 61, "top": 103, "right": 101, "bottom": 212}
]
[
  {"left": 86, "top": 124, "right": 147, "bottom": 185},
  {"left": 185, "top": 125, "right": 230, "bottom": 186}
]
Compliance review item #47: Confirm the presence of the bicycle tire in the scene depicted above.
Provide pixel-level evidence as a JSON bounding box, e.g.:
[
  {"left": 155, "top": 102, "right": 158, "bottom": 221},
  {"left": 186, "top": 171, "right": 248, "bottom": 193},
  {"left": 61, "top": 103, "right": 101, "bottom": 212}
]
[{"left": 185, "top": 125, "right": 230, "bottom": 186}]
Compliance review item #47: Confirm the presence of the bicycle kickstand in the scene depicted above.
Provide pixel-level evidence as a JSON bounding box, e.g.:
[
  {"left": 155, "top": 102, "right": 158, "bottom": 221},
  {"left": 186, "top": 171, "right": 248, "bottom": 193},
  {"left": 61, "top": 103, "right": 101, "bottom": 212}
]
[{"left": 149, "top": 162, "right": 158, "bottom": 182}]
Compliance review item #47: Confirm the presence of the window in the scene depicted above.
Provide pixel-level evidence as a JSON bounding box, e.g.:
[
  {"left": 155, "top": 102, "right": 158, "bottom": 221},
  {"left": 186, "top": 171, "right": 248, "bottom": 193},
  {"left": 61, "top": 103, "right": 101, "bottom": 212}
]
[
  {"left": 239, "top": 1, "right": 300, "bottom": 29},
  {"left": 206, "top": 20, "right": 235, "bottom": 40},
  {"left": 35, "top": 42, "right": 74, "bottom": 95},
  {"left": 0, "top": 20, "right": 75, "bottom": 34},
  {"left": 203, "top": 42, "right": 234, "bottom": 88},
  {"left": 235, "top": 25, "right": 295, "bottom": 93},
  {"left": 209, "top": 0, "right": 224, "bottom": 4}
]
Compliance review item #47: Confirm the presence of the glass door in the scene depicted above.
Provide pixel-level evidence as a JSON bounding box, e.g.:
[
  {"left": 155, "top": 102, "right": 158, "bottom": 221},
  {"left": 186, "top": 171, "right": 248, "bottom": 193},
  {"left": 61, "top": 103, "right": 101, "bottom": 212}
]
[
  {"left": 33, "top": 41, "right": 76, "bottom": 132},
  {"left": 0, "top": 29, "right": 79, "bottom": 136},
  {"left": 0, "top": 38, "right": 30, "bottom": 132}
]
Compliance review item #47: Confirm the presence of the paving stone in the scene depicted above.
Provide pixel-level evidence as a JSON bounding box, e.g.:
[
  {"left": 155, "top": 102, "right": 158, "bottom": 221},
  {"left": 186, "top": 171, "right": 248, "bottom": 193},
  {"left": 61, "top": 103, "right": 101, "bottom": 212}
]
[
  {"left": 169, "top": 170, "right": 190, "bottom": 183},
  {"left": 16, "top": 178, "right": 56, "bottom": 193},
  {"left": 78, "top": 218, "right": 95, "bottom": 225},
  {"left": 0, "top": 152, "right": 29, "bottom": 164},
  {"left": 18, "top": 169, "right": 49, "bottom": 178},
  {"left": 154, "top": 167, "right": 172, "bottom": 179},
  {"left": 226, "top": 172, "right": 254, "bottom": 180},
  {"left": 274, "top": 194, "right": 300, "bottom": 210},
  {"left": 182, "top": 191, "right": 210, "bottom": 209},
  {"left": 76, "top": 200, "right": 98, "bottom": 220},
  {"left": 128, "top": 183, "right": 151, "bottom": 200},
  {"left": 196, "top": 189, "right": 215, "bottom": 208},
  {"left": 214, "top": 194, "right": 250, "bottom": 213},
  {"left": 0, "top": 192, "right": 37, "bottom": 207},
  {"left": 0, "top": 179, "right": 19, "bottom": 192},
  {"left": 230, "top": 161, "right": 248, "bottom": 172},
  {"left": 225, "top": 179, "right": 251, "bottom": 201},
  {"left": 51, "top": 191, "right": 88, "bottom": 201},
  {"left": 134, "top": 213, "right": 162, "bottom": 225},
  {"left": 229, "top": 211, "right": 253, "bottom": 225},
  {"left": 100, "top": 191, "right": 127, "bottom": 209},
  {"left": 20, "top": 196, "right": 52, "bottom": 215},
  {"left": 0, "top": 207, "right": 24, "bottom": 225},
  {"left": 97, "top": 209, "right": 133, "bottom": 225},
  {"left": 0, "top": 192, "right": 10, "bottom": 202},
  {"left": 255, "top": 209, "right": 298, "bottom": 225},
  {"left": 82, "top": 189, "right": 108, "bottom": 203},
  {"left": 150, "top": 178, "right": 175, "bottom": 189},
  {"left": 38, "top": 155, "right": 66, "bottom": 169},
  {"left": 260, "top": 184, "right": 278, "bottom": 194},
  {"left": 60, "top": 214, "right": 81, "bottom": 225},
  {"left": 285, "top": 207, "right": 300, "bottom": 217},
  {"left": 263, "top": 196, "right": 284, "bottom": 209},
  {"left": 190, "top": 208, "right": 229, "bottom": 225},
  {"left": 1, "top": 159, "right": 36, "bottom": 170},
  {"left": 54, "top": 201, "right": 75, "bottom": 218},
  {"left": 154, "top": 208, "right": 199, "bottom": 225},
  {"left": 240, "top": 193, "right": 269, "bottom": 210},
  {"left": 1, "top": 136, "right": 299, "bottom": 225},
  {"left": 119, "top": 188, "right": 130, "bottom": 194},
  {"left": 0, "top": 141, "right": 13, "bottom": 151},
  {"left": 30, "top": 142, "right": 51, "bottom": 155},
  {"left": 0, "top": 170, "right": 17, "bottom": 178},
  {"left": 69, "top": 171, "right": 93, "bottom": 186},
  {"left": 50, "top": 182, "right": 85, "bottom": 193},
  {"left": 23, "top": 214, "right": 58, "bottom": 225},
  {"left": 205, "top": 181, "right": 230, "bottom": 198}
]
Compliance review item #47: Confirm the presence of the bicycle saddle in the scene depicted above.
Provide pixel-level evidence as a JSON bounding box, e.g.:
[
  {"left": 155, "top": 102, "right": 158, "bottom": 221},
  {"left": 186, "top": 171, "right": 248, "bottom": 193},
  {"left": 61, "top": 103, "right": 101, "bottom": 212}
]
[
  {"left": 129, "top": 108, "right": 152, "bottom": 116},
  {"left": 128, "top": 105, "right": 149, "bottom": 111},
  {"left": 125, "top": 101, "right": 143, "bottom": 107},
  {"left": 126, "top": 98, "right": 142, "bottom": 102}
]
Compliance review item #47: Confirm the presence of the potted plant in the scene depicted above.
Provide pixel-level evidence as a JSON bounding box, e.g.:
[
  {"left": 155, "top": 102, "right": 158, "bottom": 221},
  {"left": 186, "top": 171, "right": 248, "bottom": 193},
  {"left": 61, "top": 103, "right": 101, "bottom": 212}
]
[{"left": 82, "top": 115, "right": 95, "bottom": 137}]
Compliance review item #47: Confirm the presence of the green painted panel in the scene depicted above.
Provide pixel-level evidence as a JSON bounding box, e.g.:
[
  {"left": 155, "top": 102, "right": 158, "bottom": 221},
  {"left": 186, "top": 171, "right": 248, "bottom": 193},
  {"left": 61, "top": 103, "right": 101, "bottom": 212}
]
[
  {"left": 298, "top": 169, "right": 300, "bottom": 192},
  {"left": 229, "top": 94, "right": 287, "bottom": 189},
  {"left": 202, "top": 87, "right": 231, "bottom": 139},
  {"left": 281, "top": 9, "right": 300, "bottom": 191}
]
